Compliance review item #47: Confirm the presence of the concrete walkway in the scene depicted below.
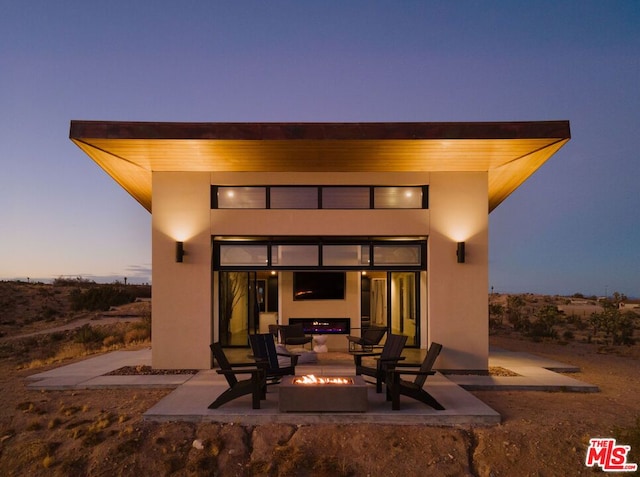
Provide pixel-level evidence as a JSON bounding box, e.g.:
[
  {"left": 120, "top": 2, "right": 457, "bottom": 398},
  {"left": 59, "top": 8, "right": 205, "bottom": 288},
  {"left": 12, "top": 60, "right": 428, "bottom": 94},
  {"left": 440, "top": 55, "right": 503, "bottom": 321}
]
[{"left": 25, "top": 347, "right": 598, "bottom": 427}]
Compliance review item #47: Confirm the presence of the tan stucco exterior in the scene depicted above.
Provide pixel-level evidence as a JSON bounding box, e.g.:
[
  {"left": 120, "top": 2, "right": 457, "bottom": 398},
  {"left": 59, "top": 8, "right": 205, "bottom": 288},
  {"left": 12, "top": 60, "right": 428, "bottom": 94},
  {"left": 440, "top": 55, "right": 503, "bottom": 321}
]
[{"left": 149, "top": 170, "right": 488, "bottom": 370}]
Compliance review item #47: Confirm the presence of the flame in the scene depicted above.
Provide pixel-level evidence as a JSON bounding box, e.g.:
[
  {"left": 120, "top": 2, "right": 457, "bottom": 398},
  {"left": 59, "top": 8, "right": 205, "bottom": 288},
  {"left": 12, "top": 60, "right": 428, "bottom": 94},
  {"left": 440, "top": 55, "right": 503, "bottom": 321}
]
[{"left": 293, "top": 375, "right": 352, "bottom": 385}]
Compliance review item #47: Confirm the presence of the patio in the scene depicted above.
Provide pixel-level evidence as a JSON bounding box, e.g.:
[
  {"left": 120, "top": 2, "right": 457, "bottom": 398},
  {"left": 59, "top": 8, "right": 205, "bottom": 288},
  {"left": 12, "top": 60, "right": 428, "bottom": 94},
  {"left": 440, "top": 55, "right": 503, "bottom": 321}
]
[{"left": 25, "top": 347, "right": 598, "bottom": 427}]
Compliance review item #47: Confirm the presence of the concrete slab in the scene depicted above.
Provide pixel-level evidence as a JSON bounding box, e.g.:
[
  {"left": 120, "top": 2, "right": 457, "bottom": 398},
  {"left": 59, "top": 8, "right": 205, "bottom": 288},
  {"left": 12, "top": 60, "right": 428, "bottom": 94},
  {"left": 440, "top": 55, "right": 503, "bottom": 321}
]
[
  {"left": 142, "top": 369, "right": 501, "bottom": 426},
  {"left": 26, "top": 348, "right": 191, "bottom": 390},
  {"left": 23, "top": 346, "right": 600, "bottom": 426}
]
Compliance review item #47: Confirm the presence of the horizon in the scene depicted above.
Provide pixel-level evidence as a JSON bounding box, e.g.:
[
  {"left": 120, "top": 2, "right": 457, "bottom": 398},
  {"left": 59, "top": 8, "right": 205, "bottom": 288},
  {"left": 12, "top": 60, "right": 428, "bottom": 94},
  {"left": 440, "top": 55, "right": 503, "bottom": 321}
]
[
  {"left": 1, "top": 2, "right": 638, "bottom": 298},
  {"left": 1, "top": 276, "right": 636, "bottom": 301}
]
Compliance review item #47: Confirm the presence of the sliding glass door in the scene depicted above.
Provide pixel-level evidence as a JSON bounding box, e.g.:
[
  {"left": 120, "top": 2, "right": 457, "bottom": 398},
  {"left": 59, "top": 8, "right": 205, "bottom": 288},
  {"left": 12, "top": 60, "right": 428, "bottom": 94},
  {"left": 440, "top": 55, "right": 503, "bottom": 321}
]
[{"left": 363, "top": 271, "right": 419, "bottom": 347}]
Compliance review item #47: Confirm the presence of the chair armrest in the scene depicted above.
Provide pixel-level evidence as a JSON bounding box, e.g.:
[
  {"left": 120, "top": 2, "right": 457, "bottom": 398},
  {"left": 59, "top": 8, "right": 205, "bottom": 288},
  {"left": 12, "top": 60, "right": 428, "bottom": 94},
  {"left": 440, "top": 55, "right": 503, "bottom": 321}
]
[
  {"left": 387, "top": 370, "right": 436, "bottom": 376},
  {"left": 351, "top": 351, "right": 382, "bottom": 358},
  {"left": 228, "top": 362, "right": 266, "bottom": 368},
  {"left": 216, "top": 368, "right": 264, "bottom": 376},
  {"left": 277, "top": 352, "right": 300, "bottom": 366},
  {"left": 376, "top": 356, "right": 406, "bottom": 363}
]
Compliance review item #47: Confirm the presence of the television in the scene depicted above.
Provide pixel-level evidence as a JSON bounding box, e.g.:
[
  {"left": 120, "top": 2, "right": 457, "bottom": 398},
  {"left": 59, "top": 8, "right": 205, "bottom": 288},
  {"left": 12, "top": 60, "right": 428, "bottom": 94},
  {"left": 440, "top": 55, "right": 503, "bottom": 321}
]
[{"left": 293, "top": 272, "right": 346, "bottom": 300}]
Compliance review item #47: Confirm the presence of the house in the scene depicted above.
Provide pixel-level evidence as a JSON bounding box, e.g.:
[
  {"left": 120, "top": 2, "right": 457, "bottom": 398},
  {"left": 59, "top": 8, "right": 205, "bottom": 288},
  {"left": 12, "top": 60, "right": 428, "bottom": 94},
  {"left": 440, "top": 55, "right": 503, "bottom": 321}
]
[{"left": 70, "top": 120, "right": 570, "bottom": 371}]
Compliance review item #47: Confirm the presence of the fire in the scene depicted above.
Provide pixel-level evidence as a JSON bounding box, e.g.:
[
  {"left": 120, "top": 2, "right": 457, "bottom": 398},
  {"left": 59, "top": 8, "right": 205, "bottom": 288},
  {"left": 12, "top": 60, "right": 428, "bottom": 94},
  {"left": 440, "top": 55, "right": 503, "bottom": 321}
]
[{"left": 293, "top": 375, "right": 352, "bottom": 385}]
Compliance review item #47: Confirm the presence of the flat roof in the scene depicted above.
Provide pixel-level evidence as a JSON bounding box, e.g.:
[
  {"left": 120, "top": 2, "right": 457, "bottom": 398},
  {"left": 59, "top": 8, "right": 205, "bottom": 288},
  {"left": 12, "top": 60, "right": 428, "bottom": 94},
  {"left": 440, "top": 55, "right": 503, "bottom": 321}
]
[{"left": 70, "top": 120, "right": 570, "bottom": 212}]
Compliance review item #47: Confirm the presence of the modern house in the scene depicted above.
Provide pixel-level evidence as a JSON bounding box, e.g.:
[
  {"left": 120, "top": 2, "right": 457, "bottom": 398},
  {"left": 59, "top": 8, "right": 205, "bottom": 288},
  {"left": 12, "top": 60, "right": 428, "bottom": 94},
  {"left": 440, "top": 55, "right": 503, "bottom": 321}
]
[{"left": 70, "top": 121, "right": 570, "bottom": 371}]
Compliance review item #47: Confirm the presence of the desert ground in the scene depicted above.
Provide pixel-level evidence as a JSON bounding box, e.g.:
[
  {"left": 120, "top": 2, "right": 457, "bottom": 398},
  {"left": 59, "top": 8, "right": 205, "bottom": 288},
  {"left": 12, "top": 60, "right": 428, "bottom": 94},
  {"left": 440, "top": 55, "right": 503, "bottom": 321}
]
[{"left": 0, "top": 281, "right": 639, "bottom": 476}]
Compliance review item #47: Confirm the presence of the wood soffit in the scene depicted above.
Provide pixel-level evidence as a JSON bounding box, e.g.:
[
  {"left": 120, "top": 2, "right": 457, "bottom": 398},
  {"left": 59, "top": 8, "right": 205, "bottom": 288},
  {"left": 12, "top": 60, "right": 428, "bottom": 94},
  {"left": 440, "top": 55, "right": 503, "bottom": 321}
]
[{"left": 69, "top": 121, "right": 571, "bottom": 213}]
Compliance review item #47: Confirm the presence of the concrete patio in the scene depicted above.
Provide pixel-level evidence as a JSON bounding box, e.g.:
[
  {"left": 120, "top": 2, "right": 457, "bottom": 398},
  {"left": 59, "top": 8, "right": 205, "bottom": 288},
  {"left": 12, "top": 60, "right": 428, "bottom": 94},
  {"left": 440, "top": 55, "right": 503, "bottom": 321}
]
[{"left": 25, "top": 347, "right": 598, "bottom": 427}]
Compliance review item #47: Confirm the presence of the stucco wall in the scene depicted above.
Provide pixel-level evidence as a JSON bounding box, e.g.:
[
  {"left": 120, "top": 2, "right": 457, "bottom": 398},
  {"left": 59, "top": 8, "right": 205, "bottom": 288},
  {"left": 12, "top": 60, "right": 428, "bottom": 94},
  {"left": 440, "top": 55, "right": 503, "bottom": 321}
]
[
  {"left": 150, "top": 170, "right": 489, "bottom": 370},
  {"left": 151, "top": 172, "right": 212, "bottom": 369},
  {"left": 428, "top": 172, "right": 489, "bottom": 370}
]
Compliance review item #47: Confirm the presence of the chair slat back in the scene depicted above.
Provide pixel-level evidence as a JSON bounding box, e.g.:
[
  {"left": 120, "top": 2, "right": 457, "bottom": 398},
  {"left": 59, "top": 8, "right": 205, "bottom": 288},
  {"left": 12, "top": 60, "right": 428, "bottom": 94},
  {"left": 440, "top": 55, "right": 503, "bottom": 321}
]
[
  {"left": 362, "top": 327, "right": 386, "bottom": 345},
  {"left": 282, "top": 323, "right": 305, "bottom": 339},
  {"left": 380, "top": 333, "right": 408, "bottom": 360},
  {"left": 414, "top": 342, "right": 442, "bottom": 388},
  {"left": 210, "top": 342, "right": 238, "bottom": 387},
  {"left": 249, "top": 333, "right": 280, "bottom": 370}
]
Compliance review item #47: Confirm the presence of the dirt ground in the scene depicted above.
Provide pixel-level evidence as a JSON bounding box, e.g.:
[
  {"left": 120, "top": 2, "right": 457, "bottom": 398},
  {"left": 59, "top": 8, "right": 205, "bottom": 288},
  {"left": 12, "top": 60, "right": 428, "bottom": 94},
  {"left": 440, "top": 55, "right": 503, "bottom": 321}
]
[
  {"left": 1, "top": 339, "right": 638, "bottom": 476},
  {"left": 1, "top": 283, "right": 639, "bottom": 476}
]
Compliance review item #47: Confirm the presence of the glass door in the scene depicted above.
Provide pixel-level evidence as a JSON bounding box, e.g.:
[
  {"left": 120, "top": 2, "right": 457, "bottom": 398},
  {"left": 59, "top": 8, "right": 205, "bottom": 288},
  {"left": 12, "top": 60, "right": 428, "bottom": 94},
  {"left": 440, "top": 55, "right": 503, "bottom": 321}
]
[
  {"left": 219, "top": 271, "right": 254, "bottom": 346},
  {"left": 363, "top": 271, "right": 420, "bottom": 347},
  {"left": 389, "top": 272, "right": 418, "bottom": 347}
]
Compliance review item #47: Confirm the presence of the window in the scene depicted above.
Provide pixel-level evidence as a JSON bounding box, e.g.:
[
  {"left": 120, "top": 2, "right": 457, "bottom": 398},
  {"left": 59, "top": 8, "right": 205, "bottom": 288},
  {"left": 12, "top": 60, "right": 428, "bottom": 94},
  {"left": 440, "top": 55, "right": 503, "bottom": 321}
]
[
  {"left": 373, "top": 245, "right": 422, "bottom": 266},
  {"left": 216, "top": 187, "right": 265, "bottom": 208},
  {"left": 374, "top": 187, "right": 423, "bottom": 209},
  {"left": 270, "top": 187, "right": 317, "bottom": 209},
  {"left": 219, "top": 245, "right": 268, "bottom": 266},
  {"left": 272, "top": 245, "right": 318, "bottom": 266},
  {"left": 213, "top": 239, "right": 425, "bottom": 270},
  {"left": 322, "top": 245, "right": 368, "bottom": 266},
  {"left": 212, "top": 185, "right": 428, "bottom": 210},
  {"left": 321, "top": 187, "right": 370, "bottom": 209}
]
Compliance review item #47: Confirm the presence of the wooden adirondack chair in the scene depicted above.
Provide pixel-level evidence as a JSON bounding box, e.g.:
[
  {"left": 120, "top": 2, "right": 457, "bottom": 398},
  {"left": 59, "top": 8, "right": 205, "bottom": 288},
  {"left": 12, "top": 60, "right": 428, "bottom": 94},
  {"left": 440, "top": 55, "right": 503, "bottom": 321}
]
[
  {"left": 346, "top": 326, "right": 387, "bottom": 352},
  {"left": 249, "top": 333, "right": 298, "bottom": 384},
  {"left": 386, "top": 342, "right": 444, "bottom": 410},
  {"left": 208, "top": 342, "right": 266, "bottom": 410},
  {"left": 353, "top": 333, "right": 407, "bottom": 393}
]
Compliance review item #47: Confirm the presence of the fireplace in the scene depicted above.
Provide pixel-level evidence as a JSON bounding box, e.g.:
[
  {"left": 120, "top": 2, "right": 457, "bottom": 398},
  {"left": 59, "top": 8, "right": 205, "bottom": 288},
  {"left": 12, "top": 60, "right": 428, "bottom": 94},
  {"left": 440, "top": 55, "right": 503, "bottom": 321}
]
[
  {"left": 288, "top": 318, "right": 350, "bottom": 334},
  {"left": 279, "top": 375, "right": 367, "bottom": 412}
]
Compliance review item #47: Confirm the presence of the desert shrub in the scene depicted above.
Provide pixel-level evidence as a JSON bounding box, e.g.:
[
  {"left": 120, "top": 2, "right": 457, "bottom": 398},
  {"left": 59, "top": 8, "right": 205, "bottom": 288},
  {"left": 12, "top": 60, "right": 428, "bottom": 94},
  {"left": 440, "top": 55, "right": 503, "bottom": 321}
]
[
  {"left": 103, "top": 335, "right": 123, "bottom": 348},
  {"left": 562, "top": 330, "right": 574, "bottom": 340},
  {"left": 124, "top": 328, "right": 149, "bottom": 344},
  {"left": 590, "top": 306, "right": 636, "bottom": 346},
  {"left": 526, "top": 305, "right": 561, "bottom": 339},
  {"left": 74, "top": 324, "right": 106, "bottom": 345},
  {"left": 53, "top": 276, "right": 96, "bottom": 287},
  {"left": 70, "top": 285, "right": 137, "bottom": 311},
  {"left": 488, "top": 303, "right": 504, "bottom": 328},
  {"left": 506, "top": 295, "right": 529, "bottom": 331}
]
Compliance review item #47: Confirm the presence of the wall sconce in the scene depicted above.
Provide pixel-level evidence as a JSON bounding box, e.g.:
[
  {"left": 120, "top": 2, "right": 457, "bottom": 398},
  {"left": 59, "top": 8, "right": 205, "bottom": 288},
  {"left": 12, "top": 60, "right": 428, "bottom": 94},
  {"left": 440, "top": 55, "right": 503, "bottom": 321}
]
[
  {"left": 176, "top": 241, "right": 185, "bottom": 263},
  {"left": 456, "top": 242, "right": 465, "bottom": 263}
]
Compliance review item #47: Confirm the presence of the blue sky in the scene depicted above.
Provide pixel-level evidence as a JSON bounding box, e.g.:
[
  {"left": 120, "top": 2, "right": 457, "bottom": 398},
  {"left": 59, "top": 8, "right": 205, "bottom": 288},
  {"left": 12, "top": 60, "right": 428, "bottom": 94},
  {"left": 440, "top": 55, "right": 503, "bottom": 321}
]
[{"left": 1, "top": 1, "right": 638, "bottom": 297}]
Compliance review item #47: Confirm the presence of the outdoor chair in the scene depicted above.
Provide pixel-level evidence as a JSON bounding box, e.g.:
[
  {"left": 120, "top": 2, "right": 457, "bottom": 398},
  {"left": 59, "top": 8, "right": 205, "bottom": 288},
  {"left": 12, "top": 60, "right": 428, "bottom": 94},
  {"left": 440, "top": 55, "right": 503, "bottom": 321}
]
[
  {"left": 249, "top": 333, "right": 299, "bottom": 384},
  {"left": 386, "top": 342, "right": 444, "bottom": 411},
  {"left": 353, "top": 333, "right": 407, "bottom": 393},
  {"left": 268, "top": 324, "right": 280, "bottom": 342},
  {"left": 208, "top": 342, "right": 266, "bottom": 410},
  {"left": 279, "top": 323, "right": 312, "bottom": 349},
  {"left": 347, "top": 326, "right": 387, "bottom": 352}
]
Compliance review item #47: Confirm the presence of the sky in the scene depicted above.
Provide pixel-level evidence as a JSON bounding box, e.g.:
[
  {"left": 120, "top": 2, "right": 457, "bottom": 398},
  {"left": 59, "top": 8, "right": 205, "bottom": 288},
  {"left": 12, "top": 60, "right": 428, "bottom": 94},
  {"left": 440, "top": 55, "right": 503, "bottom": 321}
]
[{"left": 1, "top": 1, "right": 638, "bottom": 297}]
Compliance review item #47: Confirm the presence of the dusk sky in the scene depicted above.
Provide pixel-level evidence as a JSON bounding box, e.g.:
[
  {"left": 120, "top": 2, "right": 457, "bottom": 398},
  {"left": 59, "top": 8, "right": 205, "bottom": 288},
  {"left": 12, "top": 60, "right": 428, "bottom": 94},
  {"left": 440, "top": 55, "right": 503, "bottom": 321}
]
[{"left": 1, "top": 1, "right": 638, "bottom": 297}]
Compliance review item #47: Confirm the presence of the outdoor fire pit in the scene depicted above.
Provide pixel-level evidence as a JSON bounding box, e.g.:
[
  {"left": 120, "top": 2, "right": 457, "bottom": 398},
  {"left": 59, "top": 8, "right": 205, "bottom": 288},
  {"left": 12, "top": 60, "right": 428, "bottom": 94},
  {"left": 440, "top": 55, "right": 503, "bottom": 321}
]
[{"left": 279, "top": 374, "right": 368, "bottom": 412}]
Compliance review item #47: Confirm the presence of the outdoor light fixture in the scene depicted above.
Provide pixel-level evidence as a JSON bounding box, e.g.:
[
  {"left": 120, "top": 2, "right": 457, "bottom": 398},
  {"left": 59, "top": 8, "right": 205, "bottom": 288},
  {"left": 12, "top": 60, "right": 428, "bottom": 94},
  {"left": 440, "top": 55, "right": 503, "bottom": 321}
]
[
  {"left": 456, "top": 242, "right": 465, "bottom": 263},
  {"left": 176, "top": 241, "right": 185, "bottom": 262}
]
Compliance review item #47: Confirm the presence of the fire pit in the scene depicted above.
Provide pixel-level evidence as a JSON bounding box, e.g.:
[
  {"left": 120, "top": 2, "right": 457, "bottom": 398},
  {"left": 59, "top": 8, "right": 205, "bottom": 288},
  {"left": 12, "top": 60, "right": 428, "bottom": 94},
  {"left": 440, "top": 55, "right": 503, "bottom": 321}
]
[{"left": 279, "top": 375, "right": 367, "bottom": 412}]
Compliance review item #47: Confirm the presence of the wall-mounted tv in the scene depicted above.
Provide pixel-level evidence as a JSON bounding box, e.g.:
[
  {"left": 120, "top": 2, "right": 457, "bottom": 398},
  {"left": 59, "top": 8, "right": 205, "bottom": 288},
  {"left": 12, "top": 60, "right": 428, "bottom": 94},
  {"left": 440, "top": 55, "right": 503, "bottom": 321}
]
[{"left": 293, "top": 272, "right": 346, "bottom": 301}]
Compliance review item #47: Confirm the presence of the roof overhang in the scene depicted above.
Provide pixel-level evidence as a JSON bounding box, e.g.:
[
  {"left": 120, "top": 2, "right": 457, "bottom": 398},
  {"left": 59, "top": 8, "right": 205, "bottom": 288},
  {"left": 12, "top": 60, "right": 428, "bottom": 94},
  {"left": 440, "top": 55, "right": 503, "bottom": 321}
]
[{"left": 69, "top": 121, "right": 570, "bottom": 213}]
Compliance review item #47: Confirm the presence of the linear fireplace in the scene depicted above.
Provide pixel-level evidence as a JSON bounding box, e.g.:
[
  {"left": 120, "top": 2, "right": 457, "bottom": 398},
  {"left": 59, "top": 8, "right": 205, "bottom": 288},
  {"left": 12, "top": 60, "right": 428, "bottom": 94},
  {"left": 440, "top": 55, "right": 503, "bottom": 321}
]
[{"left": 289, "top": 318, "right": 350, "bottom": 334}]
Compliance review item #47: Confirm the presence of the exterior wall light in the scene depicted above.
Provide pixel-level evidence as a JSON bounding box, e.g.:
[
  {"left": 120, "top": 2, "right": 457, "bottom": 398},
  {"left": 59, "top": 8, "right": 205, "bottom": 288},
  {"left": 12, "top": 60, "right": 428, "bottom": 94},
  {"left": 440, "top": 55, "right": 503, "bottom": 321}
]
[
  {"left": 176, "top": 241, "right": 185, "bottom": 262},
  {"left": 456, "top": 242, "right": 466, "bottom": 263}
]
